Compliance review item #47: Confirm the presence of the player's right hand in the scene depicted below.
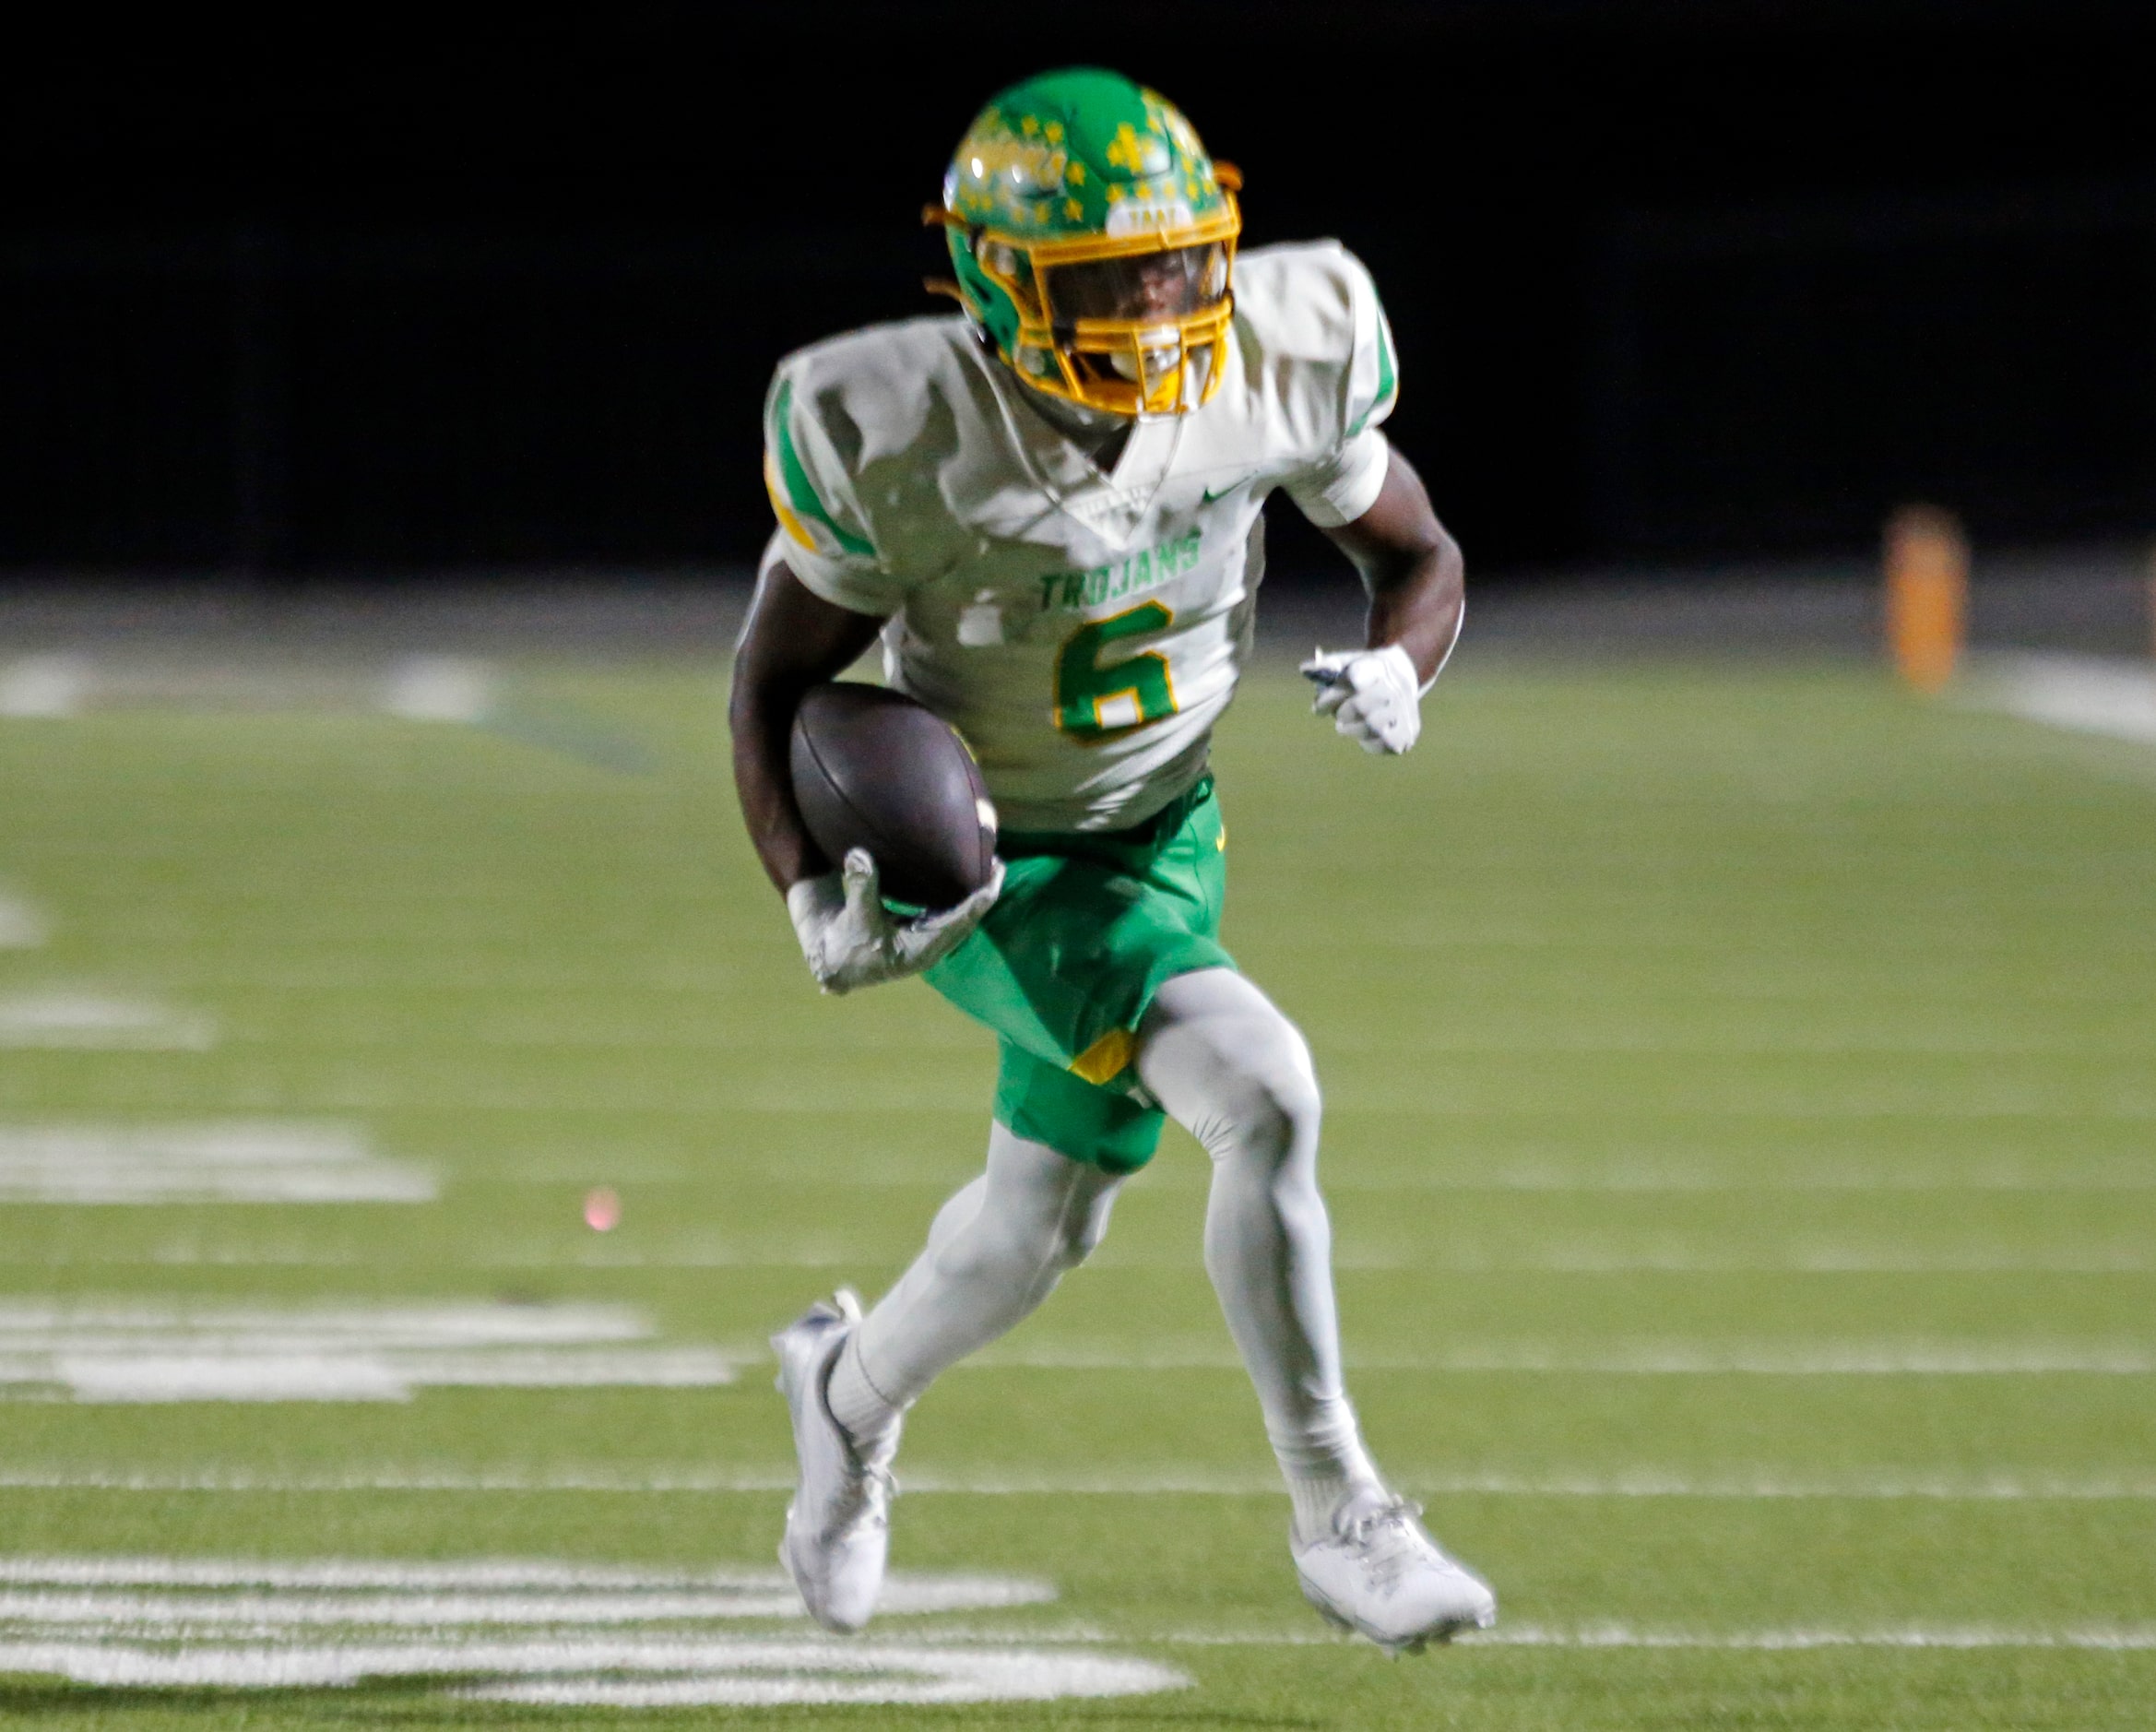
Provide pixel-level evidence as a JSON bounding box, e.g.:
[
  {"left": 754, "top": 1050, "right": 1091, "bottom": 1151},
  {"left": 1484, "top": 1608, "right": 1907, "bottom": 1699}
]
[
  {"left": 1301, "top": 645, "right": 1425, "bottom": 755},
  {"left": 786, "top": 848, "right": 1003, "bottom": 995}
]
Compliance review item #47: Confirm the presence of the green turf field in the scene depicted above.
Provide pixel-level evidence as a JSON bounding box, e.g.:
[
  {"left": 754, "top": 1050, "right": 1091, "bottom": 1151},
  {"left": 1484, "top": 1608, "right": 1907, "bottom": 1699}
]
[{"left": 0, "top": 645, "right": 2151, "bottom": 1727}]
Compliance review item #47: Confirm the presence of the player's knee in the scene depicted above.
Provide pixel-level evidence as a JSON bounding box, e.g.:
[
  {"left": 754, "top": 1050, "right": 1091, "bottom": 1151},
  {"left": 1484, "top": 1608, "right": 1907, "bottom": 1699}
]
[
  {"left": 1244, "top": 1050, "right": 1321, "bottom": 1165},
  {"left": 939, "top": 1176, "right": 1113, "bottom": 1283},
  {"left": 1051, "top": 1185, "right": 1118, "bottom": 1269},
  {"left": 1212, "top": 1014, "right": 1321, "bottom": 1167},
  {"left": 936, "top": 1220, "right": 1043, "bottom": 1288}
]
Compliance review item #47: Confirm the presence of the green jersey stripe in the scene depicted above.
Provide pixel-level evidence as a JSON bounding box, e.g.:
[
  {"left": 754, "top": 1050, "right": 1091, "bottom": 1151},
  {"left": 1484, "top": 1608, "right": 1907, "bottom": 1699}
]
[
  {"left": 1347, "top": 306, "right": 1397, "bottom": 439},
  {"left": 770, "top": 380, "right": 876, "bottom": 559}
]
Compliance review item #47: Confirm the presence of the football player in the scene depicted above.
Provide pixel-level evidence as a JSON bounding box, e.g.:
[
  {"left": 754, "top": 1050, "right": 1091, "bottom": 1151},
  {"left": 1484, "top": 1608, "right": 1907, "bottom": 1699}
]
[{"left": 729, "top": 67, "right": 1492, "bottom": 1655}]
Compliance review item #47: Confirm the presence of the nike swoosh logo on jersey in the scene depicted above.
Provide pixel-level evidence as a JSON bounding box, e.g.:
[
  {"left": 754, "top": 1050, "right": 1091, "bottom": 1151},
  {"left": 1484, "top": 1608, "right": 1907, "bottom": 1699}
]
[{"left": 1201, "top": 475, "right": 1257, "bottom": 504}]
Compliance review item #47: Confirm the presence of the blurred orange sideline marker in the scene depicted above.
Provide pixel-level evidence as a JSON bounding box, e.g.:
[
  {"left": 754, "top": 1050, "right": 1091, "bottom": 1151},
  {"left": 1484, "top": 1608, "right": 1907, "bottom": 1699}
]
[{"left": 1884, "top": 504, "right": 1968, "bottom": 694}]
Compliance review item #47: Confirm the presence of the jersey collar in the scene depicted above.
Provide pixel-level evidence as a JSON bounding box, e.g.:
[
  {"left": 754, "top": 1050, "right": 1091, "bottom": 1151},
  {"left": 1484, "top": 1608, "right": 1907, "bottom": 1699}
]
[{"left": 973, "top": 341, "right": 1185, "bottom": 552}]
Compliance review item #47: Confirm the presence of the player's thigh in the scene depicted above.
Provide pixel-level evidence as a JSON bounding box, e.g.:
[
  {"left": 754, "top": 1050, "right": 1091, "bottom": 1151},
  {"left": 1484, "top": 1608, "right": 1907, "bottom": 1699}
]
[
  {"left": 1137, "top": 968, "right": 1321, "bottom": 1157},
  {"left": 991, "top": 1043, "right": 1166, "bottom": 1176},
  {"left": 926, "top": 849, "right": 1232, "bottom": 1079}
]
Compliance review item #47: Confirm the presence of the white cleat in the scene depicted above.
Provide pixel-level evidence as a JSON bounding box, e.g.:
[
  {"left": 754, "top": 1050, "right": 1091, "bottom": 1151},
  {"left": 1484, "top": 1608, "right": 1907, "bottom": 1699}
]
[
  {"left": 771, "top": 1288, "right": 897, "bottom": 1633},
  {"left": 1292, "top": 1491, "right": 1498, "bottom": 1655}
]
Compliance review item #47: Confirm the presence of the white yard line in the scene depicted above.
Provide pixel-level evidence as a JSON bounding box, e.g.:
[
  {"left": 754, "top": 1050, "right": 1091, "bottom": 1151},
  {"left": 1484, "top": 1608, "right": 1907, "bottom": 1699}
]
[
  {"left": 0, "top": 991, "right": 217, "bottom": 1050},
  {"left": 0, "top": 654, "right": 501, "bottom": 723},
  {"left": 0, "top": 1547, "right": 2141, "bottom": 1703},
  {"left": 444, "top": 1166, "right": 2156, "bottom": 1194},
  {"left": 1967, "top": 653, "right": 2156, "bottom": 746},
  {"left": 4, "top": 1468, "right": 2152, "bottom": 1500},
  {"left": 439, "top": 1028, "right": 2153, "bottom": 1059},
  {"left": 0, "top": 1469, "right": 811, "bottom": 1493},
  {"left": 0, "top": 1558, "right": 1172, "bottom": 1706},
  {"left": 963, "top": 1341, "right": 2156, "bottom": 1374},
  {"left": 0, "top": 1121, "right": 433, "bottom": 1204},
  {"left": 379, "top": 657, "right": 496, "bottom": 723},
  {"left": 983, "top": 1622, "right": 2156, "bottom": 1652},
  {"left": 0, "top": 1242, "right": 860, "bottom": 1271},
  {"left": 0, "top": 1298, "right": 2143, "bottom": 1393},
  {"left": 0, "top": 1587, "right": 827, "bottom": 1627},
  {"left": 0, "top": 890, "right": 47, "bottom": 948},
  {"left": 167, "top": 1088, "right": 2156, "bottom": 1119},
  {"left": 1141, "top": 1624, "right": 2156, "bottom": 1652},
  {"left": 1476, "top": 1624, "right": 2156, "bottom": 1651},
  {"left": 0, "top": 1584, "right": 1055, "bottom": 1627},
  {"left": 0, "top": 1559, "right": 1053, "bottom": 1609},
  {"left": 0, "top": 1299, "right": 651, "bottom": 1344},
  {"left": 0, "top": 655, "right": 90, "bottom": 718},
  {"left": 0, "top": 1638, "right": 1183, "bottom": 1705},
  {"left": 12, "top": 1244, "right": 2152, "bottom": 1275},
  {"left": 0, "top": 1300, "right": 735, "bottom": 1401},
  {"left": 1324, "top": 1249, "right": 2156, "bottom": 1274},
  {"left": 1320, "top": 1035, "right": 2156, "bottom": 1057},
  {"left": 1321, "top": 1169, "right": 2156, "bottom": 1193},
  {"left": 906, "top": 1470, "right": 2156, "bottom": 1501},
  {"left": 0, "top": 1557, "right": 758, "bottom": 1587}
]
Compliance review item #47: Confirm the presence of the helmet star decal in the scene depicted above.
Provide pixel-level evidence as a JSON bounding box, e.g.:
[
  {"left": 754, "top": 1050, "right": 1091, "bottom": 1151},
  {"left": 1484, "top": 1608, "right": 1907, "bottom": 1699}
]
[{"left": 1104, "top": 122, "right": 1171, "bottom": 178}]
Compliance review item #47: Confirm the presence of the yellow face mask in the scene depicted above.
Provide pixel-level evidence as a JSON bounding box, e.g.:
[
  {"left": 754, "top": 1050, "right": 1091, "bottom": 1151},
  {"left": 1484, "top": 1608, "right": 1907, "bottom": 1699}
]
[{"left": 947, "top": 191, "right": 1241, "bottom": 418}]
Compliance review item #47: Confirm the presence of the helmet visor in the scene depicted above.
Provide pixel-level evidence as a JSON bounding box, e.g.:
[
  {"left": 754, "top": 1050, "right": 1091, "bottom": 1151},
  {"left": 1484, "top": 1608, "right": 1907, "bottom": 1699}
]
[{"left": 1043, "top": 243, "right": 1231, "bottom": 326}]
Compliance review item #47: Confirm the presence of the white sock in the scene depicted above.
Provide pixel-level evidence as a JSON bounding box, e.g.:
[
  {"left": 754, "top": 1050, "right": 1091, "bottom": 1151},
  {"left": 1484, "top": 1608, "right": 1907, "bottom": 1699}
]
[
  {"left": 1285, "top": 1470, "right": 1388, "bottom": 1546},
  {"left": 839, "top": 1124, "right": 1122, "bottom": 1429},
  {"left": 1135, "top": 968, "right": 1383, "bottom": 1530},
  {"left": 823, "top": 1332, "right": 902, "bottom": 1455}
]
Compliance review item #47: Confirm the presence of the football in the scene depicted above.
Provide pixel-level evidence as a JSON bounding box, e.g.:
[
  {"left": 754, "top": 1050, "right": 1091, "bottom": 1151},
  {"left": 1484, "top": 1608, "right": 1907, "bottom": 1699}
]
[{"left": 788, "top": 682, "right": 998, "bottom": 911}]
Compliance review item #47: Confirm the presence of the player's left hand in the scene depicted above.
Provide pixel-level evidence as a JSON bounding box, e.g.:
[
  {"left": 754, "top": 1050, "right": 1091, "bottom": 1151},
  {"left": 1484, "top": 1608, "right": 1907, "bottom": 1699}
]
[
  {"left": 1300, "top": 645, "right": 1425, "bottom": 755},
  {"left": 787, "top": 848, "right": 1004, "bottom": 996}
]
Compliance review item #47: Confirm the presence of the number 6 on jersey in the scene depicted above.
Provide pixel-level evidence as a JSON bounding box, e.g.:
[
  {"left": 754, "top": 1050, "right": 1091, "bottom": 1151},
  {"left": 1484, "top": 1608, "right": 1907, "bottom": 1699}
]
[{"left": 1055, "top": 601, "right": 1180, "bottom": 741}]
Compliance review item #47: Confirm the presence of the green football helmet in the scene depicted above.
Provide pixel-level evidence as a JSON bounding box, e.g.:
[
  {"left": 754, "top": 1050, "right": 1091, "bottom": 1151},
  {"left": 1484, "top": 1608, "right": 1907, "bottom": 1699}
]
[{"left": 928, "top": 67, "right": 1241, "bottom": 418}]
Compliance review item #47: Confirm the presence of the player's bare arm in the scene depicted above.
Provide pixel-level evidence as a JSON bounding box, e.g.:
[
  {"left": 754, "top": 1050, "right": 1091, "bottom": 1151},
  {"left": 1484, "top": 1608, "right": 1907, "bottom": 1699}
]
[
  {"left": 1328, "top": 448, "right": 1464, "bottom": 685},
  {"left": 728, "top": 560, "right": 883, "bottom": 894}
]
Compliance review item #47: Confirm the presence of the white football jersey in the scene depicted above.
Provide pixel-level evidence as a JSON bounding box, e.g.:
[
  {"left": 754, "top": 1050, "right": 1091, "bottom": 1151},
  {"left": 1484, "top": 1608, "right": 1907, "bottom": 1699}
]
[{"left": 763, "top": 241, "right": 1399, "bottom": 833}]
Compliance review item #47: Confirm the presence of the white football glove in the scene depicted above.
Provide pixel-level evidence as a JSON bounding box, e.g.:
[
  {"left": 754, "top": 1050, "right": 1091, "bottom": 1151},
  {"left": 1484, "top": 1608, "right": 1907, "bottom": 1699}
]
[
  {"left": 1300, "top": 643, "right": 1428, "bottom": 755},
  {"left": 786, "top": 848, "right": 1003, "bottom": 996}
]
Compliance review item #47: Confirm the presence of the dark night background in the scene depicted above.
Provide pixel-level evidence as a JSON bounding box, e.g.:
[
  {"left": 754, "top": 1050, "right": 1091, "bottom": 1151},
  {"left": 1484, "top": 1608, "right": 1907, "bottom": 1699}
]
[{"left": 4, "top": 0, "right": 2152, "bottom": 585}]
